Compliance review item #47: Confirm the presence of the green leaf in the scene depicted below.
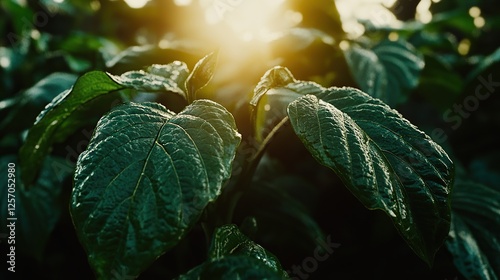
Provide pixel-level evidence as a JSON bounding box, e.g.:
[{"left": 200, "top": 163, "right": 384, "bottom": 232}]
[
  {"left": 408, "top": 30, "right": 458, "bottom": 53},
  {"left": 446, "top": 180, "right": 500, "bottom": 280},
  {"left": 283, "top": 82, "right": 453, "bottom": 265},
  {"left": 70, "top": 100, "right": 241, "bottom": 279},
  {"left": 176, "top": 255, "right": 286, "bottom": 280},
  {"left": 64, "top": 54, "right": 92, "bottom": 73},
  {"left": 428, "top": 10, "right": 477, "bottom": 37},
  {"left": 344, "top": 39, "right": 424, "bottom": 107},
  {"left": 0, "top": 155, "right": 73, "bottom": 260},
  {"left": 0, "top": 72, "right": 78, "bottom": 133},
  {"left": 209, "top": 224, "right": 284, "bottom": 273},
  {"left": 344, "top": 45, "right": 387, "bottom": 99},
  {"left": 251, "top": 67, "right": 297, "bottom": 107},
  {"left": 110, "top": 67, "right": 187, "bottom": 96},
  {"left": 2, "top": 0, "right": 34, "bottom": 43},
  {"left": 19, "top": 71, "right": 122, "bottom": 187},
  {"left": 58, "top": 31, "right": 119, "bottom": 55},
  {"left": 466, "top": 47, "right": 500, "bottom": 84},
  {"left": 19, "top": 62, "right": 188, "bottom": 187},
  {"left": 251, "top": 67, "right": 300, "bottom": 142},
  {"left": 185, "top": 51, "right": 218, "bottom": 103},
  {"left": 147, "top": 62, "right": 190, "bottom": 91},
  {"left": 177, "top": 224, "right": 287, "bottom": 279}
]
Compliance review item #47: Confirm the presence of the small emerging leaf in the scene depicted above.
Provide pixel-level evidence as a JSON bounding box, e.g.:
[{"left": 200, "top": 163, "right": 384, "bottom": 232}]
[
  {"left": 251, "top": 66, "right": 296, "bottom": 107},
  {"left": 185, "top": 50, "right": 218, "bottom": 103},
  {"left": 177, "top": 224, "right": 287, "bottom": 279},
  {"left": 209, "top": 224, "right": 285, "bottom": 276},
  {"left": 176, "top": 255, "right": 286, "bottom": 280},
  {"left": 251, "top": 66, "right": 300, "bottom": 142}
]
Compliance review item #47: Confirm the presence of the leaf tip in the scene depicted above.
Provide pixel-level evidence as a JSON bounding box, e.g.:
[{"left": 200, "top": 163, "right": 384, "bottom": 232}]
[
  {"left": 251, "top": 66, "right": 297, "bottom": 107},
  {"left": 185, "top": 50, "right": 219, "bottom": 103}
]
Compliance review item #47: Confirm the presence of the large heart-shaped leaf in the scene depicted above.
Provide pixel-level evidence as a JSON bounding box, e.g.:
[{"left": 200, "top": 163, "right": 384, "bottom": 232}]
[
  {"left": 344, "top": 39, "right": 424, "bottom": 107},
  {"left": 70, "top": 100, "right": 241, "bottom": 279},
  {"left": 446, "top": 180, "right": 500, "bottom": 280},
  {"left": 19, "top": 61, "right": 189, "bottom": 187},
  {"left": 257, "top": 68, "right": 453, "bottom": 265},
  {"left": 177, "top": 224, "right": 287, "bottom": 279}
]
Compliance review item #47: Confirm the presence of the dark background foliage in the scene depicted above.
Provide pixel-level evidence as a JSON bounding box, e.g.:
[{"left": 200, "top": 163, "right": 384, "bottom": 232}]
[{"left": 1, "top": 0, "right": 499, "bottom": 279}]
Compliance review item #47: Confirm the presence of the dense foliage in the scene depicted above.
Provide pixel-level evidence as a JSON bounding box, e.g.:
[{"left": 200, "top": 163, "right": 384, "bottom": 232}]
[{"left": 1, "top": 0, "right": 499, "bottom": 279}]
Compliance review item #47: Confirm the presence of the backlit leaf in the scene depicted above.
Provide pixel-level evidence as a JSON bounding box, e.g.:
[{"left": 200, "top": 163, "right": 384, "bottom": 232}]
[{"left": 70, "top": 100, "right": 240, "bottom": 279}]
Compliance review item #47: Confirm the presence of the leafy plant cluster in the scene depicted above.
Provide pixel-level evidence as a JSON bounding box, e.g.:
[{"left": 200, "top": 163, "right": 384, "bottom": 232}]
[{"left": 1, "top": 0, "right": 499, "bottom": 279}]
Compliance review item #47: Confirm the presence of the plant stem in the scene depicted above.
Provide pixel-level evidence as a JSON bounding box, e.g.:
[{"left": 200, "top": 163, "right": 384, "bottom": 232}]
[
  {"left": 250, "top": 116, "right": 289, "bottom": 170},
  {"left": 223, "top": 116, "right": 290, "bottom": 224}
]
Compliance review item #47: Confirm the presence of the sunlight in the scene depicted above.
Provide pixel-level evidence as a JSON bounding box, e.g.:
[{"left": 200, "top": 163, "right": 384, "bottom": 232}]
[
  {"left": 469, "top": 6, "right": 485, "bottom": 29},
  {"left": 468, "top": 6, "right": 481, "bottom": 18},
  {"left": 474, "top": 16, "right": 485, "bottom": 28},
  {"left": 0, "top": 56, "right": 11, "bottom": 69},
  {"left": 388, "top": 31, "right": 399, "bottom": 41},
  {"left": 173, "top": 0, "right": 192, "bottom": 6},
  {"left": 201, "top": 0, "right": 285, "bottom": 41},
  {"left": 124, "top": 0, "right": 149, "bottom": 9},
  {"left": 458, "top": 38, "right": 471, "bottom": 56},
  {"left": 416, "top": 0, "right": 433, "bottom": 23},
  {"left": 335, "top": 0, "right": 398, "bottom": 37},
  {"left": 189, "top": 0, "right": 433, "bottom": 60},
  {"left": 196, "top": 0, "right": 420, "bottom": 42}
]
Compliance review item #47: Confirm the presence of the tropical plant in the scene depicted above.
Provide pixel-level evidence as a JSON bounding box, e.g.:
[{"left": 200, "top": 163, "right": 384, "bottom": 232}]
[{"left": 1, "top": 0, "right": 498, "bottom": 279}]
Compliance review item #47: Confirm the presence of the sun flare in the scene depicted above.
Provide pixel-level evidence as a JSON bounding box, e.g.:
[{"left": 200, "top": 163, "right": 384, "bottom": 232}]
[
  {"left": 124, "top": 0, "right": 149, "bottom": 9},
  {"left": 336, "top": 0, "right": 398, "bottom": 37},
  {"left": 200, "top": 0, "right": 287, "bottom": 41}
]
